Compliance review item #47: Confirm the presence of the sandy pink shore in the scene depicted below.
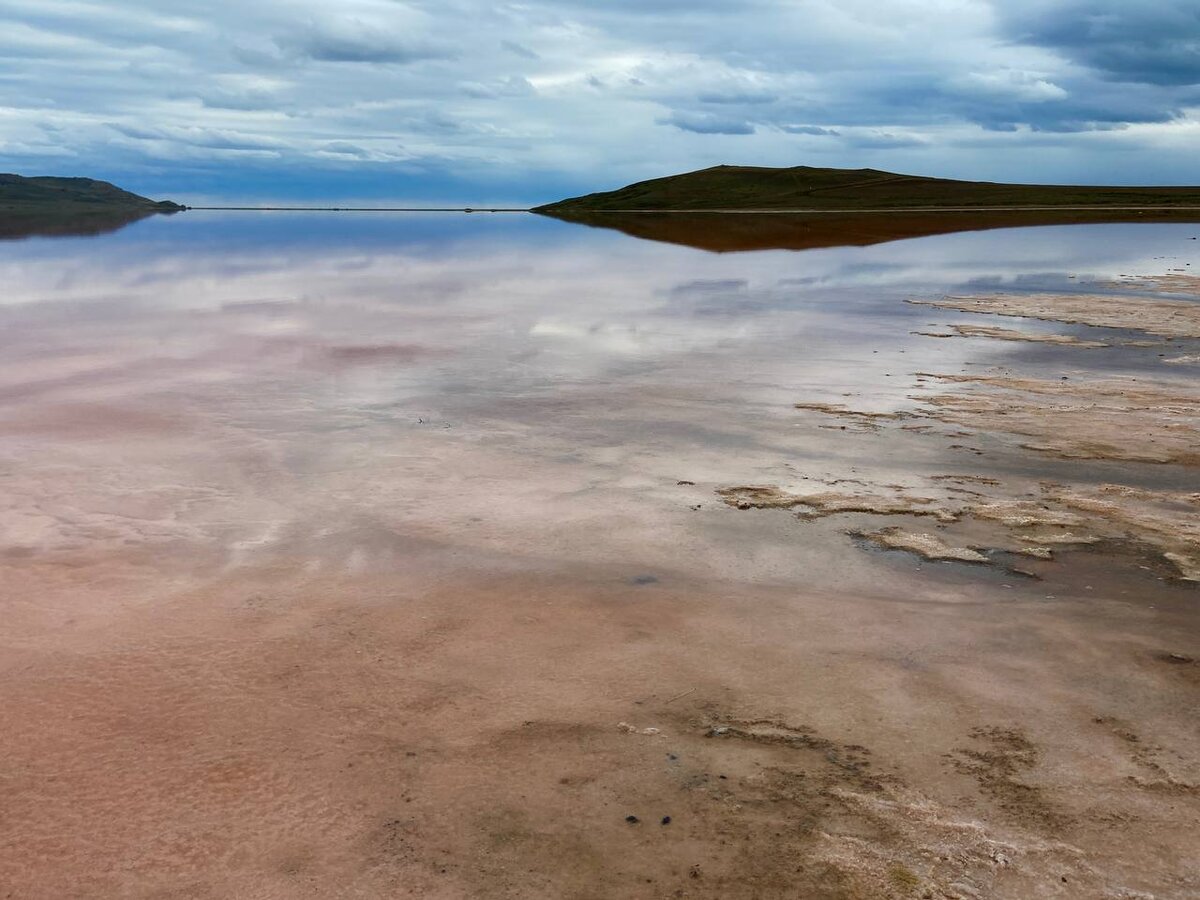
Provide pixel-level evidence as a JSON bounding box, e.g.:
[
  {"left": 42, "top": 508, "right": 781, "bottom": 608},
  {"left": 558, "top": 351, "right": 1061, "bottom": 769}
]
[{"left": 3, "top": 531, "right": 1197, "bottom": 898}]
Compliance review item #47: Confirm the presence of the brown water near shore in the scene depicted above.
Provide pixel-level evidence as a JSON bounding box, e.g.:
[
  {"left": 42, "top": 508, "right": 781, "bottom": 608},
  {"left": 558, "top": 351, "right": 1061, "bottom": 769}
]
[{"left": 1, "top": 213, "right": 1198, "bottom": 898}]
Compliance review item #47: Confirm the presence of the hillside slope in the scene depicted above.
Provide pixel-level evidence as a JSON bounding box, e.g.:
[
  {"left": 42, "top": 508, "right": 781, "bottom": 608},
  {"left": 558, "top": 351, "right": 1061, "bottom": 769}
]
[
  {"left": 535, "top": 165, "right": 1200, "bottom": 212},
  {"left": 0, "top": 174, "right": 183, "bottom": 215}
]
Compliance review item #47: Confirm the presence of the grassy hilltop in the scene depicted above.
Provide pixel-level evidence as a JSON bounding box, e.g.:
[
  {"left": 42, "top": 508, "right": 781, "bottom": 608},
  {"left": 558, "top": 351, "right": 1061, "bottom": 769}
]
[{"left": 535, "top": 165, "right": 1200, "bottom": 212}]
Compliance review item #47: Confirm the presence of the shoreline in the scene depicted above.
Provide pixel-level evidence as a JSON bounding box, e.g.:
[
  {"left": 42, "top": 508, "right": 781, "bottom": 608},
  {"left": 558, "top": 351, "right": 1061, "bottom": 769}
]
[
  {"left": 192, "top": 205, "right": 1200, "bottom": 214},
  {"left": 539, "top": 204, "right": 1200, "bottom": 214},
  {"left": 187, "top": 206, "right": 531, "bottom": 212}
]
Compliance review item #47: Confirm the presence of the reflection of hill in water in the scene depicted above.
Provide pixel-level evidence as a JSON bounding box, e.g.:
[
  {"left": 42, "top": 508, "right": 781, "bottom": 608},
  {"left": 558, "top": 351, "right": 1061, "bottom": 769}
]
[
  {"left": 540, "top": 208, "right": 1200, "bottom": 253},
  {"left": 0, "top": 208, "right": 166, "bottom": 241}
]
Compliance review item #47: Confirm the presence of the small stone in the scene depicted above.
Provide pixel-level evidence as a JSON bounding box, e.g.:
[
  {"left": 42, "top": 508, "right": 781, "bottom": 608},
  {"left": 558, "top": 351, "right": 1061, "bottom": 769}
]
[
  {"left": 1159, "top": 652, "right": 1194, "bottom": 664},
  {"left": 661, "top": 816, "right": 671, "bottom": 825},
  {"left": 625, "top": 815, "right": 640, "bottom": 824}
]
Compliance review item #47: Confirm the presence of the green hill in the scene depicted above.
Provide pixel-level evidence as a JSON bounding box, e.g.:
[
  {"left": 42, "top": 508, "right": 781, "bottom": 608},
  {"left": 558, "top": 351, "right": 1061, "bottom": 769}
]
[
  {"left": 0, "top": 174, "right": 184, "bottom": 215},
  {"left": 534, "top": 165, "right": 1200, "bottom": 212},
  {"left": 0, "top": 174, "right": 184, "bottom": 240}
]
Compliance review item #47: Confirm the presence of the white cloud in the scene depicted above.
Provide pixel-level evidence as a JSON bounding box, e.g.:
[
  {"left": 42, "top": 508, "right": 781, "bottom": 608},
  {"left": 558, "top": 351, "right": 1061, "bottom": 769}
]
[
  {"left": 0, "top": 0, "right": 1196, "bottom": 200},
  {"left": 950, "top": 70, "right": 1069, "bottom": 102}
]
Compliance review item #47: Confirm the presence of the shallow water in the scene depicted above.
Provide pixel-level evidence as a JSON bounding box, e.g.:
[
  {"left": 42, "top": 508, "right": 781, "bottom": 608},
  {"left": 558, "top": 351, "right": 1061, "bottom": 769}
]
[
  {"left": 2, "top": 213, "right": 1198, "bottom": 582},
  {"left": 2, "top": 213, "right": 1199, "bottom": 898}
]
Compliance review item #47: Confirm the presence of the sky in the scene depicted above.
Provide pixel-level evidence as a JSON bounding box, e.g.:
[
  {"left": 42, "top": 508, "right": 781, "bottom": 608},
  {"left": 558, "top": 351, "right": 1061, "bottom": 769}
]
[{"left": 0, "top": 0, "right": 1198, "bottom": 205}]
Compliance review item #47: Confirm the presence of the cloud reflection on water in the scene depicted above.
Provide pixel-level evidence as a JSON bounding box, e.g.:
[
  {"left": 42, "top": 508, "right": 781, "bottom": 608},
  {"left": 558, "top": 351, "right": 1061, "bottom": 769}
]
[{"left": 0, "top": 213, "right": 1196, "bottom": 573}]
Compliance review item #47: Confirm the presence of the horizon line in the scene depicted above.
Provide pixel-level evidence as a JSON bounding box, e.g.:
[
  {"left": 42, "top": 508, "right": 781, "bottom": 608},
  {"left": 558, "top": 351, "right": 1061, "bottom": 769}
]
[{"left": 188, "top": 206, "right": 534, "bottom": 212}]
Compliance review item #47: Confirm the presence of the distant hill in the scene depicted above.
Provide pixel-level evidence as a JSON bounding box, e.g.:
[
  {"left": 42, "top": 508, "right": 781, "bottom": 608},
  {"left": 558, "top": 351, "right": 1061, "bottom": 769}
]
[
  {"left": 0, "top": 174, "right": 184, "bottom": 214},
  {"left": 0, "top": 174, "right": 184, "bottom": 240},
  {"left": 535, "top": 165, "right": 1200, "bottom": 213}
]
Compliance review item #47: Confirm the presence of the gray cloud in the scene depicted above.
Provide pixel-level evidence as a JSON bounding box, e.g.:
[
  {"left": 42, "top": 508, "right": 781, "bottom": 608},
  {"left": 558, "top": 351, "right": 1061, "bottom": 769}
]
[
  {"left": 110, "top": 124, "right": 286, "bottom": 152},
  {"left": 275, "top": 20, "right": 453, "bottom": 64},
  {"left": 501, "top": 40, "right": 539, "bottom": 60},
  {"left": 777, "top": 124, "right": 839, "bottom": 136},
  {"left": 698, "top": 91, "right": 777, "bottom": 105},
  {"left": 845, "top": 130, "right": 928, "bottom": 149},
  {"left": 998, "top": 1, "right": 1200, "bottom": 86},
  {"left": 199, "top": 88, "right": 282, "bottom": 111},
  {"left": 318, "top": 141, "right": 371, "bottom": 158},
  {"left": 659, "top": 112, "right": 756, "bottom": 135},
  {"left": 0, "top": 0, "right": 1196, "bottom": 202},
  {"left": 460, "top": 76, "right": 536, "bottom": 99}
]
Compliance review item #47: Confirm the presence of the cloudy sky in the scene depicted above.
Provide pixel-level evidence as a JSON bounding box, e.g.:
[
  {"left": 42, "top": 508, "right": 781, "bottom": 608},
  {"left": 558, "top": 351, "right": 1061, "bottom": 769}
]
[{"left": 1, "top": 0, "right": 1197, "bottom": 204}]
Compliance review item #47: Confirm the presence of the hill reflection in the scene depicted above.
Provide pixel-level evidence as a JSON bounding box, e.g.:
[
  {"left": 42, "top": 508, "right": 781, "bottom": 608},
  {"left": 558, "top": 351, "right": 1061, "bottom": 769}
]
[
  {"left": 539, "top": 208, "right": 1200, "bottom": 253},
  {"left": 0, "top": 208, "right": 173, "bottom": 241}
]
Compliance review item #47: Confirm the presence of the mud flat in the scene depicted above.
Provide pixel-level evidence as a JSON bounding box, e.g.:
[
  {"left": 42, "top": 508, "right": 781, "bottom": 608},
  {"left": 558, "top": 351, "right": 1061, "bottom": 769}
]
[
  {"left": 855, "top": 526, "right": 989, "bottom": 562},
  {"left": 909, "top": 282, "right": 1200, "bottom": 340},
  {"left": 707, "top": 264, "right": 1200, "bottom": 895},
  {"left": 723, "top": 478, "right": 1200, "bottom": 581},
  {"left": 917, "top": 373, "right": 1200, "bottom": 466},
  {"left": 728, "top": 274, "right": 1200, "bottom": 582},
  {"left": 914, "top": 324, "right": 1111, "bottom": 348}
]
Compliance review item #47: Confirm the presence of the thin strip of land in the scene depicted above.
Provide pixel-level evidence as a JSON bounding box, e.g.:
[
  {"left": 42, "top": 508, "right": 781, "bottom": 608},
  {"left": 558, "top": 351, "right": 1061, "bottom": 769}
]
[{"left": 190, "top": 207, "right": 529, "bottom": 212}]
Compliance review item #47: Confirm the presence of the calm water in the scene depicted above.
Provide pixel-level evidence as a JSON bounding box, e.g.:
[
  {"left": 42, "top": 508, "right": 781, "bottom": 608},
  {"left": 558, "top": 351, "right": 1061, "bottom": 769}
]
[
  {"left": 4, "top": 211, "right": 1200, "bottom": 900},
  {"left": 1, "top": 212, "right": 1198, "bottom": 592}
]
